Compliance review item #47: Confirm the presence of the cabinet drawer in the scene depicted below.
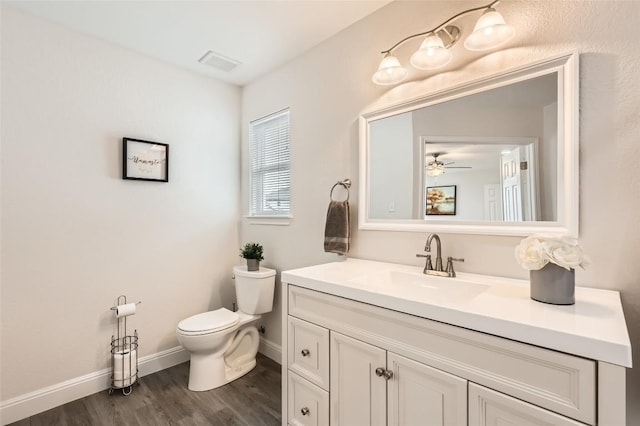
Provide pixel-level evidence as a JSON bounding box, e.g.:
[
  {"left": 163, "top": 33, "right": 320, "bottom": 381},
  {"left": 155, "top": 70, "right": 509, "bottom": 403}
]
[
  {"left": 288, "top": 316, "right": 330, "bottom": 390},
  {"left": 288, "top": 371, "right": 329, "bottom": 426},
  {"left": 289, "top": 285, "right": 596, "bottom": 425},
  {"left": 469, "top": 383, "right": 585, "bottom": 426}
]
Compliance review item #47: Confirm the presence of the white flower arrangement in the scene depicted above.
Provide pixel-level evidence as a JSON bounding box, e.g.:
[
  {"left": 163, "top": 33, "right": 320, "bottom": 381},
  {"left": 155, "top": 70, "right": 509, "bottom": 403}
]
[{"left": 515, "top": 234, "right": 589, "bottom": 271}]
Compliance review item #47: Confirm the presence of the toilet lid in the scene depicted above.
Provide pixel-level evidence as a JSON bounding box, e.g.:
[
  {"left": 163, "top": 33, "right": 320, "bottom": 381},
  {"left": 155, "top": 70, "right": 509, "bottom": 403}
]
[{"left": 177, "top": 308, "right": 239, "bottom": 335}]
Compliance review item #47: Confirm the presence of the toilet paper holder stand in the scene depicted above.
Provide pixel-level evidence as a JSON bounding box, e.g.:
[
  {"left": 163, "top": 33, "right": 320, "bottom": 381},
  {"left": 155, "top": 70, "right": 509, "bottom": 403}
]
[{"left": 109, "top": 295, "right": 141, "bottom": 396}]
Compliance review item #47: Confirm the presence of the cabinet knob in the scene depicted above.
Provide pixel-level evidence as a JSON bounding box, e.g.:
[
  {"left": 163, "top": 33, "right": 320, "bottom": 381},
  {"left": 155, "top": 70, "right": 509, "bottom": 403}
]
[
  {"left": 301, "top": 407, "right": 310, "bottom": 416},
  {"left": 301, "top": 349, "right": 310, "bottom": 357},
  {"left": 375, "top": 367, "right": 393, "bottom": 380}
]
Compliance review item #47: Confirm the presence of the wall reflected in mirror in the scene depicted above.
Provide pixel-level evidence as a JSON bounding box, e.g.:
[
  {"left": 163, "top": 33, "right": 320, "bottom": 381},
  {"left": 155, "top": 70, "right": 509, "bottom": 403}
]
[{"left": 368, "top": 72, "right": 558, "bottom": 223}]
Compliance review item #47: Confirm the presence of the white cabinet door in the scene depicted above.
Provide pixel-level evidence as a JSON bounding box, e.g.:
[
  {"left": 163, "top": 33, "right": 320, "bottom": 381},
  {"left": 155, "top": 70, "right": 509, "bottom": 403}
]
[
  {"left": 468, "top": 383, "right": 585, "bottom": 426},
  {"left": 388, "top": 353, "right": 467, "bottom": 426},
  {"left": 330, "top": 331, "right": 386, "bottom": 426}
]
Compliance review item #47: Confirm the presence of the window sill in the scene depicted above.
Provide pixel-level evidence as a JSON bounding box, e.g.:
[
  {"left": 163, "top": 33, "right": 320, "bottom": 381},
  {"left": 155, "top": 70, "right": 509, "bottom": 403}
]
[{"left": 245, "top": 215, "right": 292, "bottom": 226}]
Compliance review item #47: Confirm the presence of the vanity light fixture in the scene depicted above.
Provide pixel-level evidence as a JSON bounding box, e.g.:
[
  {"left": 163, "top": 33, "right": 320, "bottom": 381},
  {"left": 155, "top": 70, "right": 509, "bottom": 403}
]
[{"left": 372, "top": 0, "right": 515, "bottom": 85}]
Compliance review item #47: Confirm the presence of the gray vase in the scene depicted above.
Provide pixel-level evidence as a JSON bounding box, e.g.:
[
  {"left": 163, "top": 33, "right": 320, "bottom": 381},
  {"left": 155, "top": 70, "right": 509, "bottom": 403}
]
[
  {"left": 246, "top": 259, "right": 260, "bottom": 271},
  {"left": 530, "top": 263, "right": 575, "bottom": 305}
]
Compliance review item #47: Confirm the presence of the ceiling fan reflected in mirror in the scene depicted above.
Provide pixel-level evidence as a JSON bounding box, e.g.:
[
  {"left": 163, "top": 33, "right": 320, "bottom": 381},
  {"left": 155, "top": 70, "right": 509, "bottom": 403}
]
[{"left": 426, "top": 152, "right": 472, "bottom": 177}]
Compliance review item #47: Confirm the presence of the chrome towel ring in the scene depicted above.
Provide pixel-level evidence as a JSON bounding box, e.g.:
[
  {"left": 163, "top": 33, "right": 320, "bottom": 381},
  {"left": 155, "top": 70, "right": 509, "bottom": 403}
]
[{"left": 330, "top": 179, "right": 351, "bottom": 201}]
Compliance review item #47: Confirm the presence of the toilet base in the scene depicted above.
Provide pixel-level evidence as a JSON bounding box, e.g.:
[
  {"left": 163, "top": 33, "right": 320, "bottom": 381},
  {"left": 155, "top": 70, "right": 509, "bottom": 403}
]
[
  {"left": 225, "top": 357, "right": 257, "bottom": 384},
  {"left": 187, "top": 352, "right": 225, "bottom": 391},
  {"left": 186, "top": 325, "right": 261, "bottom": 391},
  {"left": 187, "top": 354, "right": 257, "bottom": 391}
]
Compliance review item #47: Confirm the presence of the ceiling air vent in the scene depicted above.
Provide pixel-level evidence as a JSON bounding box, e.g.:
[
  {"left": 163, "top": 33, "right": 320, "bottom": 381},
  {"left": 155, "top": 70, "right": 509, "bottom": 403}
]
[{"left": 198, "top": 50, "right": 241, "bottom": 72}]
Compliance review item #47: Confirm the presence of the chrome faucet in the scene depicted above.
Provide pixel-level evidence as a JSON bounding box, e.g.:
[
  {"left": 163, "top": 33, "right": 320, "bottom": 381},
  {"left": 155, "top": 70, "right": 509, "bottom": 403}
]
[
  {"left": 416, "top": 233, "right": 464, "bottom": 277},
  {"left": 425, "top": 233, "right": 444, "bottom": 272}
]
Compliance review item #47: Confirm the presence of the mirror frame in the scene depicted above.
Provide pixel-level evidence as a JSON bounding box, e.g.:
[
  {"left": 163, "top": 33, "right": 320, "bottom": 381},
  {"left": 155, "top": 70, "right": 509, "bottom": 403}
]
[{"left": 358, "top": 52, "right": 579, "bottom": 237}]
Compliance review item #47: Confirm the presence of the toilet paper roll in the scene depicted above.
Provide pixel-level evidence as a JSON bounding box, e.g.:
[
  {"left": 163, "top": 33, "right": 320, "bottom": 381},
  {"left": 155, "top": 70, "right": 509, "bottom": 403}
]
[
  {"left": 113, "top": 349, "right": 137, "bottom": 387},
  {"left": 115, "top": 303, "right": 136, "bottom": 318}
]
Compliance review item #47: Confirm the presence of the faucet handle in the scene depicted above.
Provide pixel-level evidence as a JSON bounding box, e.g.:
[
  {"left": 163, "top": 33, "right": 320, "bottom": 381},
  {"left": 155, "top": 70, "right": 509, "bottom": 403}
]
[
  {"left": 445, "top": 257, "right": 464, "bottom": 277},
  {"left": 417, "top": 253, "right": 433, "bottom": 272}
]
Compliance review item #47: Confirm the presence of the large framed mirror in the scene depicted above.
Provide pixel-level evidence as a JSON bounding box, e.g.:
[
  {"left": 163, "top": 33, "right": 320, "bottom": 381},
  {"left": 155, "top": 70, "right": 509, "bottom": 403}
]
[{"left": 359, "top": 52, "right": 578, "bottom": 236}]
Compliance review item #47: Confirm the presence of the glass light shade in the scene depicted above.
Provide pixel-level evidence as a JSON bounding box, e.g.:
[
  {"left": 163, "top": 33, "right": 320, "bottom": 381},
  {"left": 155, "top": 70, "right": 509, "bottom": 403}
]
[
  {"left": 464, "top": 8, "right": 515, "bottom": 51},
  {"left": 410, "top": 34, "right": 452, "bottom": 70},
  {"left": 372, "top": 54, "right": 408, "bottom": 85},
  {"left": 426, "top": 162, "right": 445, "bottom": 177}
]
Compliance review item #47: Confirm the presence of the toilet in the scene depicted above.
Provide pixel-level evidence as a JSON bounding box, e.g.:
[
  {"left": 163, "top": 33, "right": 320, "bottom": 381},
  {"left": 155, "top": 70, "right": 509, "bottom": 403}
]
[{"left": 176, "top": 265, "right": 276, "bottom": 391}]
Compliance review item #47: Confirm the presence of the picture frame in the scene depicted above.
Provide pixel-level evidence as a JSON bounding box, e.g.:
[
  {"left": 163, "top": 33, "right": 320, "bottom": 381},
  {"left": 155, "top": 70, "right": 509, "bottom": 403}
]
[
  {"left": 122, "top": 138, "right": 169, "bottom": 182},
  {"left": 426, "top": 185, "right": 456, "bottom": 216}
]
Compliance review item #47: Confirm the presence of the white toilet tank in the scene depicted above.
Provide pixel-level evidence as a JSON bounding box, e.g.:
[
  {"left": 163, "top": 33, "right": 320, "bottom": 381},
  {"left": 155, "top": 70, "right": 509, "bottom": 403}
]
[{"left": 233, "top": 266, "right": 276, "bottom": 314}]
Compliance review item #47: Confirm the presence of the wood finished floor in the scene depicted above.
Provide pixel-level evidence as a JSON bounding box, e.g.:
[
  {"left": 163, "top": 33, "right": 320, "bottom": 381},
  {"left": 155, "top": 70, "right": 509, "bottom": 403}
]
[{"left": 10, "top": 354, "right": 281, "bottom": 426}]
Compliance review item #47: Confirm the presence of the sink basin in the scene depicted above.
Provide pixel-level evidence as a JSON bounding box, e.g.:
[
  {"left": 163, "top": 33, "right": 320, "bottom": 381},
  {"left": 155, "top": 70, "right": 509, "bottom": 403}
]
[{"left": 347, "top": 269, "right": 489, "bottom": 303}]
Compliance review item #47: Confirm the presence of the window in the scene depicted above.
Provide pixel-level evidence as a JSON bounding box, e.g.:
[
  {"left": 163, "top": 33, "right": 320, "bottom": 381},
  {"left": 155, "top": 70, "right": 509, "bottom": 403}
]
[{"left": 249, "top": 109, "right": 291, "bottom": 217}]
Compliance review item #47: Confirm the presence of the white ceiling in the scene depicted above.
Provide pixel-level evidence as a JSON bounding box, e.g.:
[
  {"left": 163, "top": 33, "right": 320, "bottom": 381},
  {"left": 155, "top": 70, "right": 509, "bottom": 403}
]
[{"left": 6, "top": 0, "right": 392, "bottom": 86}]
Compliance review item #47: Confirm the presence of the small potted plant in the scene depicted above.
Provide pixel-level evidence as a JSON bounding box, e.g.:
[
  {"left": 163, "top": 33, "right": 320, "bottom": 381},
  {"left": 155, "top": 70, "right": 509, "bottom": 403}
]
[{"left": 240, "top": 242, "right": 264, "bottom": 271}]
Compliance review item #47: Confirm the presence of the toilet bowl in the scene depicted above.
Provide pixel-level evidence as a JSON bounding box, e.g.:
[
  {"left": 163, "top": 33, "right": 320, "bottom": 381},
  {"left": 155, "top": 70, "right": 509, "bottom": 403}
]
[{"left": 177, "top": 265, "right": 276, "bottom": 391}]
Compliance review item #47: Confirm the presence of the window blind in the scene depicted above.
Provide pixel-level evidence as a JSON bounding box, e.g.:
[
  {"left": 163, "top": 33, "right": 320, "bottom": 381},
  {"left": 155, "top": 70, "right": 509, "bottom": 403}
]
[{"left": 249, "top": 109, "right": 290, "bottom": 216}]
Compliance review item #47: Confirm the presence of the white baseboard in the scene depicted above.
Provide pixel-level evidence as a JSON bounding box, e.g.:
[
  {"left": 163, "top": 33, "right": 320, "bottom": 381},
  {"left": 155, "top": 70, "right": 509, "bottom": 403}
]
[
  {"left": 0, "top": 346, "right": 189, "bottom": 425},
  {"left": 259, "top": 337, "right": 282, "bottom": 365},
  {"left": 138, "top": 345, "right": 189, "bottom": 377}
]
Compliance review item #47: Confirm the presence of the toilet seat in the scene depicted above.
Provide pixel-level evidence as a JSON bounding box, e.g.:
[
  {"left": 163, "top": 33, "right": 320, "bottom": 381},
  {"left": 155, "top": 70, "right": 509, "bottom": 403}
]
[{"left": 177, "top": 308, "right": 239, "bottom": 336}]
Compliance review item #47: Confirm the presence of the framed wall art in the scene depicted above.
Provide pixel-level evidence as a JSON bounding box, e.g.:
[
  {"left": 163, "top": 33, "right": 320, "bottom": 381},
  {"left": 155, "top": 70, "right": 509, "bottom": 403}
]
[
  {"left": 426, "top": 185, "right": 456, "bottom": 216},
  {"left": 122, "top": 137, "right": 169, "bottom": 182}
]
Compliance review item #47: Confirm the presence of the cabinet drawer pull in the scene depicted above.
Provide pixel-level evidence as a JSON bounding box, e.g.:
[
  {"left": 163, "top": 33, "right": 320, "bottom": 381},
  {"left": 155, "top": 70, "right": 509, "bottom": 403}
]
[
  {"left": 300, "top": 407, "right": 310, "bottom": 416},
  {"left": 301, "top": 349, "right": 310, "bottom": 357},
  {"left": 375, "top": 367, "right": 385, "bottom": 377}
]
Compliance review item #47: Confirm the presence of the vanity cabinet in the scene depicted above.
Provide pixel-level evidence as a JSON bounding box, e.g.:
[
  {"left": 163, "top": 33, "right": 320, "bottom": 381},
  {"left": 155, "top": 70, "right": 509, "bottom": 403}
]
[{"left": 283, "top": 284, "right": 612, "bottom": 426}]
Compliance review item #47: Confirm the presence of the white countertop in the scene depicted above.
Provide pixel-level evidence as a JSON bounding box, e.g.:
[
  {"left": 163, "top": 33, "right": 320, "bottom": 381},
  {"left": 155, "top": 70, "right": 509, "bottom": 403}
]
[{"left": 282, "top": 258, "right": 632, "bottom": 367}]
